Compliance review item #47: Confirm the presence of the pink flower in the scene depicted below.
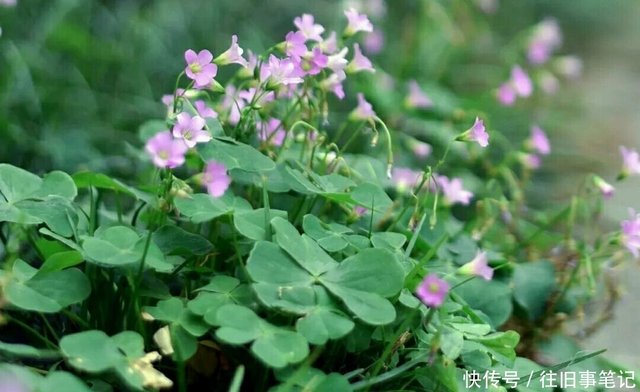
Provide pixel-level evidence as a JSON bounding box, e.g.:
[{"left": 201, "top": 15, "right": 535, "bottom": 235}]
[
  {"left": 527, "top": 18, "right": 562, "bottom": 65},
  {"left": 517, "top": 152, "right": 541, "bottom": 170},
  {"left": 496, "top": 66, "right": 533, "bottom": 105},
  {"left": 172, "top": 112, "right": 211, "bottom": 148},
  {"left": 327, "top": 47, "right": 349, "bottom": 72},
  {"left": 405, "top": 80, "right": 433, "bottom": 109},
  {"left": 194, "top": 100, "right": 218, "bottom": 119},
  {"left": 344, "top": 8, "right": 373, "bottom": 37},
  {"left": 220, "top": 85, "right": 245, "bottom": 126},
  {"left": 214, "top": 35, "right": 248, "bottom": 67},
  {"left": 511, "top": 66, "right": 533, "bottom": 97},
  {"left": 258, "top": 118, "right": 287, "bottom": 146},
  {"left": 319, "top": 31, "right": 338, "bottom": 54},
  {"left": 528, "top": 125, "right": 551, "bottom": 155},
  {"left": 0, "top": 0, "right": 16, "bottom": 6},
  {"left": 203, "top": 161, "right": 231, "bottom": 197},
  {"left": 184, "top": 49, "right": 218, "bottom": 89},
  {"left": 283, "top": 31, "right": 308, "bottom": 58},
  {"left": 554, "top": 55, "right": 582, "bottom": 80},
  {"left": 436, "top": 175, "right": 473, "bottom": 205},
  {"left": 539, "top": 71, "right": 560, "bottom": 95},
  {"left": 458, "top": 251, "right": 493, "bottom": 281},
  {"left": 161, "top": 88, "right": 188, "bottom": 115},
  {"left": 294, "top": 47, "right": 328, "bottom": 76},
  {"left": 346, "top": 44, "right": 375, "bottom": 73},
  {"left": 496, "top": 83, "right": 516, "bottom": 106},
  {"left": 620, "top": 146, "right": 640, "bottom": 177},
  {"left": 621, "top": 209, "right": 640, "bottom": 258},
  {"left": 350, "top": 93, "right": 377, "bottom": 121},
  {"left": 411, "top": 140, "right": 432, "bottom": 158},
  {"left": 364, "top": 29, "right": 384, "bottom": 54},
  {"left": 416, "top": 274, "right": 449, "bottom": 308},
  {"left": 593, "top": 176, "right": 615, "bottom": 199},
  {"left": 264, "top": 55, "right": 304, "bottom": 88},
  {"left": 294, "top": 14, "right": 325, "bottom": 42},
  {"left": 145, "top": 131, "right": 188, "bottom": 169},
  {"left": 353, "top": 205, "right": 368, "bottom": 217},
  {"left": 391, "top": 168, "right": 422, "bottom": 193},
  {"left": 320, "top": 71, "right": 346, "bottom": 99},
  {"left": 457, "top": 117, "right": 489, "bottom": 148}
]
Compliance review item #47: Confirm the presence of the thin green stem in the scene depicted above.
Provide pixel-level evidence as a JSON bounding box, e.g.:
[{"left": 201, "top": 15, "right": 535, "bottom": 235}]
[{"left": 6, "top": 314, "right": 57, "bottom": 349}]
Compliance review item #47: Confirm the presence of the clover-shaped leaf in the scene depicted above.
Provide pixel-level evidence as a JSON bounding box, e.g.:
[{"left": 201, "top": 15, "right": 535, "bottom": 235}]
[
  {"left": 198, "top": 138, "right": 276, "bottom": 173},
  {"left": 189, "top": 276, "right": 253, "bottom": 325},
  {"left": 143, "top": 297, "right": 209, "bottom": 361},
  {"left": 272, "top": 367, "right": 352, "bottom": 392},
  {"left": 247, "top": 218, "right": 404, "bottom": 326},
  {"left": 60, "top": 330, "right": 172, "bottom": 390},
  {"left": 215, "top": 304, "right": 309, "bottom": 368},
  {"left": 370, "top": 232, "right": 407, "bottom": 251},
  {"left": 82, "top": 226, "right": 175, "bottom": 272},
  {"left": 234, "top": 208, "right": 288, "bottom": 241},
  {"left": 295, "top": 287, "right": 354, "bottom": 345},
  {"left": 0, "top": 364, "right": 91, "bottom": 392},
  {"left": 0, "top": 164, "right": 79, "bottom": 236},
  {"left": 1, "top": 259, "right": 90, "bottom": 313},
  {"left": 302, "top": 214, "right": 352, "bottom": 252},
  {"left": 319, "top": 248, "right": 403, "bottom": 325},
  {"left": 174, "top": 193, "right": 252, "bottom": 223},
  {"left": 152, "top": 225, "right": 213, "bottom": 256},
  {"left": 73, "top": 171, "right": 155, "bottom": 206}
]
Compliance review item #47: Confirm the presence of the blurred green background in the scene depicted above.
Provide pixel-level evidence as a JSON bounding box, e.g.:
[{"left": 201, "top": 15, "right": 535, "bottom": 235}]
[{"left": 1, "top": 0, "right": 639, "bottom": 367}]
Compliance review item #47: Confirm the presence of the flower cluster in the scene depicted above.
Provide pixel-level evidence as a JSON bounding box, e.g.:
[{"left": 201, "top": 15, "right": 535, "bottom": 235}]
[
  {"left": 496, "top": 65, "right": 533, "bottom": 106},
  {"left": 146, "top": 10, "right": 385, "bottom": 198}
]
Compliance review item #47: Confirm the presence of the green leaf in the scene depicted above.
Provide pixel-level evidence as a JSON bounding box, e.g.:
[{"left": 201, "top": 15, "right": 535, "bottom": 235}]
[
  {"left": 32, "top": 171, "right": 77, "bottom": 200},
  {"left": 350, "top": 182, "right": 393, "bottom": 214},
  {"left": 42, "top": 371, "right": 92, "bottom": 392},
  {"left": 0, "top": 364, "right": 92, "bottom": 392},
  {"left": 152, "top": 225, "right": 213, "bottom": 255},
  {"left": 230, "top": 166, "right": 291, "bottom": 193},
  {"left": 290, "top": 287, "right": 354, "bottom": 344},
  {"left": 0, "top": 164, "right": 42, "bottom": 203},
  {"left": 302, "top": 214, "right": 351, "bottom": 252},
  {"left": 271, "top": 217, "right": 338, "bottom": 275},
  {"left": 273, "top": 367, "right": 352, "bottom": 392},
  {"left": 234, "top": 208, "right": 287, "bottom": 241},
  {"left": 251, "top": 329, "right": 309, "bottom": 369},
  {"left": 282, "top": 166, "right": 323, "bottom": 194},
  {"left": 16, "top": 196, "right": 78, "bottom": 237},
  {"left": 82, "top": 226, "right": 174, "bottom": 272},
  {"left": 0, "top": 341, "right": 60, "bottom": 360},
  {"left": 143, "top": 297, "right": 209, "bottom": 338},
  {"left": 199, "top": 138, "right": 275, "bottom": 173},
  {"left": 440, "top": 327, "right": 464, "bottom": 360},
  {"left": 3, "top": 260, "right": 90, "bottom": 313},
  {"left": 73, "top": 171, "right": 155, "bottom": 205},
  {"left": 61, "top": 330, "right": 171, "bottom": 390},
  {"left": 215, "top": 305, "right": 263, "bottom": 344},
  {"left": 38, "top": 250, "right": 84, "bottom": 273},
  {"left": 247, "top": 241, "right": 315, "bottom": 287},
  {"left": 513, "top": 261, "right": 556, "bottom": 320},
  {"left": 174, "top": 193, "right": 251, "bottom": 223},
  {"left": 60, "top": 330, "right": 121, "bottom": 373},
  {"left": 469, "top": 331, "right": 520, "bottom": 367},
  {"left": 320, "top": 248, "right": 403, "bottom": 325},
  {"left": 370, "top": 232, "right": 407, "bottom": 251},
  {"left": 454, "top": 279, "right": 512, "bottom": 328},
  {"left": 216, "top": 304, "right": 309, "bottom": 368}
]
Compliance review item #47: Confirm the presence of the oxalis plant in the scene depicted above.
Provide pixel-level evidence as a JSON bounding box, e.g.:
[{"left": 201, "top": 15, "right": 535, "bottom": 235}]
[{"left": 1, "top": 5, "right": 639, "bottom": 392}]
